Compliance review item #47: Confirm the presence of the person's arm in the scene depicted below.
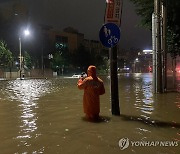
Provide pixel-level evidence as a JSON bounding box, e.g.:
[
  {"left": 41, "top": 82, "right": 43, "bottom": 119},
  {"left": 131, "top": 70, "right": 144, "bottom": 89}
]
[{"left": 77, "top": 78, "right": 87, "bottom": 90}]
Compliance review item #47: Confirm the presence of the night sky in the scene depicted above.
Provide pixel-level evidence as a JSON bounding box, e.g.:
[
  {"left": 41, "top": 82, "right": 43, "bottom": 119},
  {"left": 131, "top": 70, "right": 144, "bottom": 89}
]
[{"left": 1, "top": 0, "right": 152, "bottom": 50}]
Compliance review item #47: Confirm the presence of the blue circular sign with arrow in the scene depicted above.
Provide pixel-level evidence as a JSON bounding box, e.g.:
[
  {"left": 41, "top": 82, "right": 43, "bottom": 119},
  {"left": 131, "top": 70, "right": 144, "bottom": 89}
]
[{"left": 99, "top": 23, "right": 121, "bottom": 48}]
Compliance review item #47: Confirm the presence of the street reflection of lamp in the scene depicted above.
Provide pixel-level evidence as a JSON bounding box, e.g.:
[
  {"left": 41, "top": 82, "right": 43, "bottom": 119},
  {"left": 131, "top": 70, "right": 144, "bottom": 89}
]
[{"left": 19, "top": 29, "right": 30, "bottom": 79}]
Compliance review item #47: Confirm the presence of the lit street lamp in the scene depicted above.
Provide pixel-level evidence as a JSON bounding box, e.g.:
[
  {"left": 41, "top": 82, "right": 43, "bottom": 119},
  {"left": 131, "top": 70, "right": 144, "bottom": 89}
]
[{"left": 19, "top": 29, "right": 30, "bottom": 79}]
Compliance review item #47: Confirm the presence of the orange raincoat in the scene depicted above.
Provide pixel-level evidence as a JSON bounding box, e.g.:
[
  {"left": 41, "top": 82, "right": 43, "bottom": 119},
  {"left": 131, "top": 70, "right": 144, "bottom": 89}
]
[{"left": 77, "top": 65, "right": 105, "bottom": 119}]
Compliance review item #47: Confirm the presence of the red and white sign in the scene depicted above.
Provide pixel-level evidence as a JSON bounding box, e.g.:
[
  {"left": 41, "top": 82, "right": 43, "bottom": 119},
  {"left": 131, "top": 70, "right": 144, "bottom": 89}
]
[{"left": 104, "top": 0, "right": 123, "bottom": 26}]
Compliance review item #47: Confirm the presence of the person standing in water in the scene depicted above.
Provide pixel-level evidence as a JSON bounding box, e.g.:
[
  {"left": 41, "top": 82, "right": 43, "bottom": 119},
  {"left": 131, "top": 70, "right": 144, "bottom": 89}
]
[{"left": 77, "top": 65, "right": 105, "bottom": 120}]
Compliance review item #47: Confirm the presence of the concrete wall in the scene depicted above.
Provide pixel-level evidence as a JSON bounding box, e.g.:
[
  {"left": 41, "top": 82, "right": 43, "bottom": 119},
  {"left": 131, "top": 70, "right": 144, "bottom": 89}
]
[
  {"left": 5, "top": 72, "right": 19, "bottom": 79},
  {"left": 0, "top": 69, "right": 53, "bottom": 79},
  {"left": 0, "top": 69, "right": 4, "bottom": 78}
]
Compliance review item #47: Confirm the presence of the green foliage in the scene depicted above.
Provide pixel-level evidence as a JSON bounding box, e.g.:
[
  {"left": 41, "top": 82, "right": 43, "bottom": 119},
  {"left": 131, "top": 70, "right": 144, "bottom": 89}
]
[
  {"left": 90, "top": 49, "right": 108, "bottom": 70},
  {"left": 51, "top": 48, "right": 70, "bottom": 71},
  {"left": 0, "top": 40, "right": 13, "bottom": 67},
  {"left": 167, "top": 0, "right": 180, "bottom": 57},
  {"left": 71, "top": 45, "right": 92, "bottom": 70},
  {"left": 24, "top": 51, "right": 32, "bottom": 69},
  {"left": 130, "top": 0, "right": 180, "bottom": 57},
  {"left": 51, "top": 52, "right": 65, "bottom": 70},
  {"left": 70, "top": 45, "right": 108, "bottom": 72},
  {"left": 50, "top": 44, "right": 108, "bottom": 73},
  {"left": 130, "top": 0, "right": 154, "bottom": 29}
]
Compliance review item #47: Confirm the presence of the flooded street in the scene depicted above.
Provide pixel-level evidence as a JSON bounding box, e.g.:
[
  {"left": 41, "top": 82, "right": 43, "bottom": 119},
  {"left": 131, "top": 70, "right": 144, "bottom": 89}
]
[{"left": 0, "top": 73, "right": 179, "bottom": 154}]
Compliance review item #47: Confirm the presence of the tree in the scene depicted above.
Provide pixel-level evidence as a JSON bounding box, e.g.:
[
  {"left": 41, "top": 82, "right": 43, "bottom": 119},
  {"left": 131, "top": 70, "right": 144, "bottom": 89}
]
[
  {"left": 0, "top": 40, "right": 13, "bottom": 67},
  {"left": 167, "top": 0, "right": 180, "bottom": 56},
  {"left": 130, "top": 0, "right": 154, "bottom": 30},
  {"left": 70, "top": 45, "right": 109, "bottom": 73},
  {"left": 51, "top": 50, "right": 70, "bottom": 74},
  {"left": 71, "top": 45, "right": 92, "bottom": 71},
  {"left": 89, "top": 49, "right": 108, "bottom": 72},
  {"left": 51, "top": 51, "right": 65, "bottom": 73},
  {"left": 130, "top": 0, "right": 180, "bottom": 57},
  {"left": 24, "top": 51, "right": 32, "bottom": 69}
]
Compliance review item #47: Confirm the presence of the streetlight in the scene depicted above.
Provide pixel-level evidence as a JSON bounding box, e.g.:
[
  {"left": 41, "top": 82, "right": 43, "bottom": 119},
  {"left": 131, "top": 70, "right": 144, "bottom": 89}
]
[{"left": 19, "top": 29, "right": 30, "bottom": 79}]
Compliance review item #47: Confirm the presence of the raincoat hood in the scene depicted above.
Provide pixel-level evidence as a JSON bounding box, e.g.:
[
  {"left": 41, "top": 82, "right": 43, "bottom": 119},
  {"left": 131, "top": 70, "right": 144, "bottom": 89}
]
[{"left": 88, "top": 65, "right": 97, "bottom": 78}]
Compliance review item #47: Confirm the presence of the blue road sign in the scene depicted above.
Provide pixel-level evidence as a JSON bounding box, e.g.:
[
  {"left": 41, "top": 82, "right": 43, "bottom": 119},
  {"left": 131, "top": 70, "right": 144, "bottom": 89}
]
[{"left": 99, "top": 23, "right": 121, "bottom": 48}]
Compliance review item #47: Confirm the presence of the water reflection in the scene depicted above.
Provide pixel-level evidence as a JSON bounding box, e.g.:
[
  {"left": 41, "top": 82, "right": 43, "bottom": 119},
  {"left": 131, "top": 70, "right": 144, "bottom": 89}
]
[
  {"left": 120, "top": 114, "right": 180, "bottom": 128},
  {"left": 133, "top": 73, "right": 154, "bottom": 115},
  {"left": 6, "top": 79, "right": 52, "bottom": 144},
  {"left": 82, "top": 116, "right": 111, "bottom": 123}
]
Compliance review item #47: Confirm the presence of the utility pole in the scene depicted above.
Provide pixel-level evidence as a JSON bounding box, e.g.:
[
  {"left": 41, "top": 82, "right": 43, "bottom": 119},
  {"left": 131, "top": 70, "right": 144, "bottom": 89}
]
[
  {"left": 39, "top": 24, "right": 52, "bottom": 77},
  {"left": 19, "top": 37, "right": 22, "bottom": 79},
  {"left": 161, "top": 0, "right": 167, "bottom": 92},
  {"left": 42, "top": 42, "right": 44, "bottom": 76},
  {"left": 19, "top": 29, "right": 30, "bottom": 79},
  {"left": 152, "top": 13, "right": 157, "bottom": 93}
]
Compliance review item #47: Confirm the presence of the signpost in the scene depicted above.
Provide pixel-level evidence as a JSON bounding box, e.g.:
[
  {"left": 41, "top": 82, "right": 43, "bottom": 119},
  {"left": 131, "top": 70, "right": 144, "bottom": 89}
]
[
  {"left": 100, "top": 0, "right": 123, "bottom": 115},
  {"left": 99, "top": 22, "right": 121, "bottom": 115}
]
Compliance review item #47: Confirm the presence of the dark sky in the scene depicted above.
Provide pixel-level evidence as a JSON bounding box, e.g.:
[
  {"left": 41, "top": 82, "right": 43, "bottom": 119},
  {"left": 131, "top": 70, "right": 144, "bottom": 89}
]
[{"left": 1, "top": 0, "right": 152, "bottom": 50}]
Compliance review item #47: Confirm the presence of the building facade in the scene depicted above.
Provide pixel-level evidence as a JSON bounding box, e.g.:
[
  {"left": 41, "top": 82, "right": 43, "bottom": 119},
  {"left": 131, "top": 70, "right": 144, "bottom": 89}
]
[{"left": 49, "top": 27, "right": 84, "bottom": 53}]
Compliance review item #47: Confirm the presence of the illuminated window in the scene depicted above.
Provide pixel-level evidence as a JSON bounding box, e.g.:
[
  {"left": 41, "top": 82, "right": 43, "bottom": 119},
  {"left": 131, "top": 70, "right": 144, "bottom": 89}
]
[{"left": 55, "top": 36, "right": 68, "bottom": 51}]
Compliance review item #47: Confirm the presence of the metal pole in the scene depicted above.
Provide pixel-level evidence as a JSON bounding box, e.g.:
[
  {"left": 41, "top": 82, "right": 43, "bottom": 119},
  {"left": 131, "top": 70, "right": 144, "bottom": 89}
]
[
  {"left": 161, "top": 0, "right": 167, "bottom": 92},
  {"left": 19, "top": 37, "right": 22, "bottom": 79},
  {"left": 154, "top": 0, "right": 163, "bottom": 93},
  {"left": 109, "top": 45, "right": 120, "bottom": 115},
  {"left": 152, "top": 13, "right": 157, "bottom": 93},
  {"left": 42, "top": 45, "right": 44, "bottom": 76}
]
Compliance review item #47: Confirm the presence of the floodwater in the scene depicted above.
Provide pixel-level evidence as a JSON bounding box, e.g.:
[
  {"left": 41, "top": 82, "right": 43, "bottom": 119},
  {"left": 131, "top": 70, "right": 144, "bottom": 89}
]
[{"left": 0, "top": 73, "right": 179, "bottom": 154}]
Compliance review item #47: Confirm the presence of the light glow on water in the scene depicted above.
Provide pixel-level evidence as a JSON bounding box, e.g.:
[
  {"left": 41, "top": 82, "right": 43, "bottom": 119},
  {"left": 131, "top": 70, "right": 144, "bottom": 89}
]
[{"left": 5, "top": 79, "right": 52, "bottom": 143}]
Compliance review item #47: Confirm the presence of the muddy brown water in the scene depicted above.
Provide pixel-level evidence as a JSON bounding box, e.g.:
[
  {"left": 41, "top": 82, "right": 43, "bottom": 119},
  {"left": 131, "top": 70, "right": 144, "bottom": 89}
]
[{"left": 0, "top": 73, "right": 179, "bottom": 154}]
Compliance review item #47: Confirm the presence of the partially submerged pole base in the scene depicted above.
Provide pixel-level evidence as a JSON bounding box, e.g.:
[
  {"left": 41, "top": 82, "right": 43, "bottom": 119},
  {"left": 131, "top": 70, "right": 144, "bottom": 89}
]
[{"left": 109, "top": 46, "right": 120, "bottom": 116}]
